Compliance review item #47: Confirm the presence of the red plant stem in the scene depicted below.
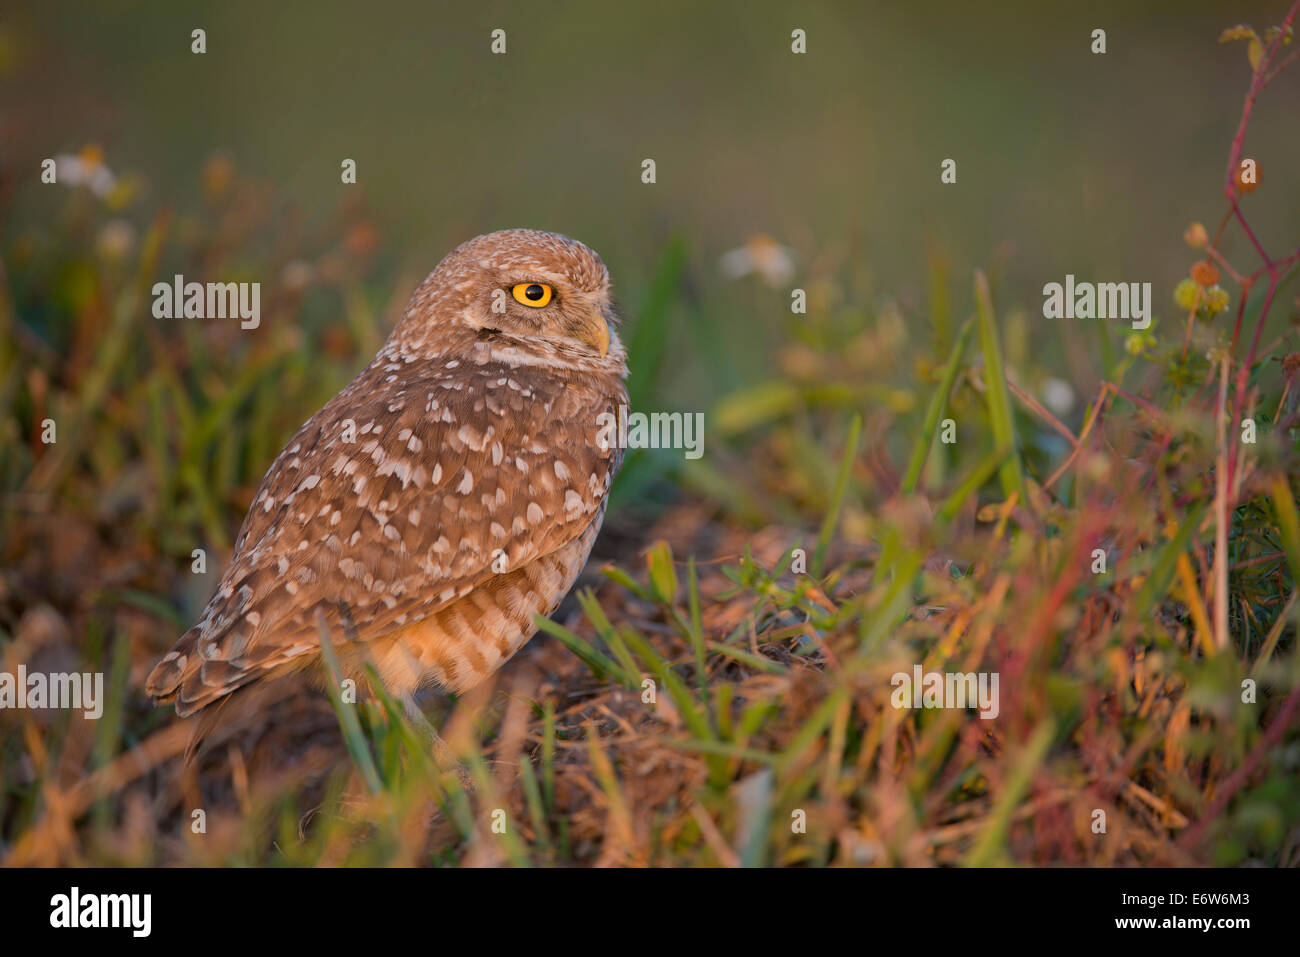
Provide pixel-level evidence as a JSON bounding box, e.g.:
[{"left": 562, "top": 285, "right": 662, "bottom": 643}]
[
  {"left": 1203, "top": 244, "right": 1246, "bottom": 284},
  {"left": 1224, "top": 3, "right": 1298, "bottom": 202},
  {"left": 1276, "top": 407, "right": 1300, "bottom": 432},
  {"left": 1251, "top": 245, "right": 1300, "bottom": 282},
  {"left": 1211, "top": 207, "right": 1234, "bottom": 249},
  {"left": 1230, "top": 551, "right": 1284, "bottom": 570},
  {"left": 1220, "top": 2, "right": 1300, "bottom": 498},
  {"left": 1261, "top": 46, "right": 1300, "bottom": 88},
  {"left": 1241, "top": 282, "right": 1280, "bottom": 384},
  {"left": 1229, "top": 205, "right": 1272, "bottom": 270},
  {"left": 1172, "top": 13, "right": 1300, "bottom": 856},
  {"left": 1105, "top": 382, "right": 1165, "bottom": 420}
]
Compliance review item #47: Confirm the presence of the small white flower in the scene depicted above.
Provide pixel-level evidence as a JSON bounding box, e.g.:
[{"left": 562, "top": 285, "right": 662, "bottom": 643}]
[
  {"left": 719, "top": 234, "right": 795, "bottom": 287},
  {"left": 1041, "top": 377, "right": 1075, "bottom": 416},
  {"left": 54, "top": 147, "right": 116, "bottom": 197}
]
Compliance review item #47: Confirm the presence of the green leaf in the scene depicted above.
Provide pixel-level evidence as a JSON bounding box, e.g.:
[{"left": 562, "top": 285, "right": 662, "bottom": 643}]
[
  {"left": 1219, "top": 25, "right": 1259, "bottom": 44},
  {"left": 713, "top": 380, "right": 800, "bottom": 434},
  {"left": 646, "top": 540, "right": 679, "bottom": 604},
  {"left": 601, "top": 563, "right": 654, "bottom": 601},
  {"left": 1248, "top": 38, "right": 1265, "bottom": 72},
  {"left": 974, "top": 269, "right": 1027, "bottom": 508}
]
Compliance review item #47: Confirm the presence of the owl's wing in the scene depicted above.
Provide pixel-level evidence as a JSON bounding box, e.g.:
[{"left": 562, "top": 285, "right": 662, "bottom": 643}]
[{"left": 147, "top": 355, "right": 625, "bottom": 715}]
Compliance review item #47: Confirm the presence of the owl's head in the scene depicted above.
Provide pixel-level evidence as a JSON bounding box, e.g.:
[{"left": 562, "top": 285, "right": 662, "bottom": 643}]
[{"left": 393, "top": 229, "right": 623, "bottom": 371}]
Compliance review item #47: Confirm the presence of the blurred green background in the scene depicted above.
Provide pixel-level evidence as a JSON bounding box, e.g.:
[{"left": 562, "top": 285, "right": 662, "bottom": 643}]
[{"left": 6, "top": 0, "right": 1299, "bottom": 406}]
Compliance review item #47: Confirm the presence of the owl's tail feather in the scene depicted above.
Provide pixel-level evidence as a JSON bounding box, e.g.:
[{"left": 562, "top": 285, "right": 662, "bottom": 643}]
[
  {"left": 146, "top": 619, "right": 274, "bottom": 718},
  {"left": 144, "top": 624, "right": 202, "bottom": 704},
  {"left": 145, "top": 625, "right": 239, "bottom": 763},
  {"left": 148, "top": 629, "right": 296, "bottom": 763}
]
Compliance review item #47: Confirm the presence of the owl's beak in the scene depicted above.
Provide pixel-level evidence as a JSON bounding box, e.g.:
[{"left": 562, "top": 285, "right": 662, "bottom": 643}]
[{"left": 575, "top": 308, "right": 610, "bottom": 357}]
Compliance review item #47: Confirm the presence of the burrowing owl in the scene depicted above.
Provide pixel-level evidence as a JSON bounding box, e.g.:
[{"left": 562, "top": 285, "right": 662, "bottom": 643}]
[{"left": 147, "top": 229, "right": 627, "bottom": 750}]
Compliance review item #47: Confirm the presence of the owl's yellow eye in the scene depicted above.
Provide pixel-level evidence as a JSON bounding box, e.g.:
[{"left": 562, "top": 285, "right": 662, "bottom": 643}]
[{"left": 511, "top": 282, "right": 553, "bottom": 307}]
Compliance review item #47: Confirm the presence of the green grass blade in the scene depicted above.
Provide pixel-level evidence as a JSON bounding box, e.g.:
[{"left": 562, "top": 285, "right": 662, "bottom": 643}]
[
  {"left": 534, "top": 614, "right": 627, "bottom": 684},
  {"left": 902, "top": 316, "right": 974, "bottom": 494},
  {"left": 974, "top": 270, "right": 1026, "bottom": 507},
  {"left": 936, "top": 445, "right": 1012, "bottom": 525},
  {"left": 813, "top": 412, "right": 862, "bottom": 577},
  {"left": 316, "top": 615, "right": 383, "bottom": 794}
]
